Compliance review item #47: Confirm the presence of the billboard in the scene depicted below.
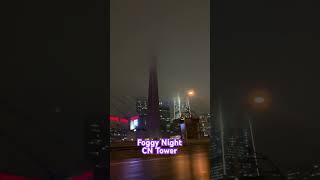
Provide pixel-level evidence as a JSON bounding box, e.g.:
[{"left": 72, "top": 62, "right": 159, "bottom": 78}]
[
  {"left": 130, "top": 116, "right": 139, "bottom": 130},
  {"left": 109, "top": 116, "right": 128, "bottom": 123}
]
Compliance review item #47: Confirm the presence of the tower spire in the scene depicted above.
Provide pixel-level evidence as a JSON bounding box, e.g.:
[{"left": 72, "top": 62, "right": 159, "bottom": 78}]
[{"left": 147, "top": 56, "right": 161, "bottom": 138}]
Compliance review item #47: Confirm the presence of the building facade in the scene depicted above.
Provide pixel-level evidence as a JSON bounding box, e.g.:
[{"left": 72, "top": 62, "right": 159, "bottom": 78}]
[
  {"left": 136, "top": 98, "right": 172, "bottom": 137},
  {"left": 211, "top": 128, "right": 258, "bottom": 180},
  {"left": 159, "top": 100, "right": 171, "bottom": 136},
  {"left": 136, "top": 97, "right": 148, "bottom": 130},
  {"left": 199, "top": 113, "right": 211, "bottom": 137},
  {"left": 109, "top": 115, "right": 130, "bottom": 141},
  {"left": 185, "top": 117, "right": 200, "bottom": 139},
  {"left": 86, "top": 115, "right": 108, "bottom": 179}
]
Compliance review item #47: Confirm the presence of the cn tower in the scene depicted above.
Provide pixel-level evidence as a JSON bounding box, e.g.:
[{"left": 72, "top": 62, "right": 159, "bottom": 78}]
[{"left": 147, "top": 56, "right": 161, "bottom": 138}]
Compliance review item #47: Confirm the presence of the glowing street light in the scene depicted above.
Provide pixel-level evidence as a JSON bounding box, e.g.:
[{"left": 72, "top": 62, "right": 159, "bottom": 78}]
[
  {"left": 254, "top": 96, "right": 265, "bottom": 104},
  {"left": 187, "top": 90, "right": 195, "bottom": 97},
  {"left": 248, "top": 89, "right": 271, "bottom": 111}
]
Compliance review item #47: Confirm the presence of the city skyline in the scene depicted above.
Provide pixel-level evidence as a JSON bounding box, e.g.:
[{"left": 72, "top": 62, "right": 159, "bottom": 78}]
[
  {"left": 110, "top": 95, "right": 210, "bottom": 116},
  {"left": 6, "top": 0, "right": 320, "bottom": 179},
  {"left": 110, "top": 0, "right": 210, "bottom": 114},
  {"left": 212, "top": 0, "right": 320, "bottom": 172}
]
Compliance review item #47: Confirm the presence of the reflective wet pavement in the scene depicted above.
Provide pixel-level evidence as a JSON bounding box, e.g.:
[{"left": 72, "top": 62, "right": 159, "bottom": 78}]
[{"left": 110, "top": 144, "right": 209, "bottom": 180}]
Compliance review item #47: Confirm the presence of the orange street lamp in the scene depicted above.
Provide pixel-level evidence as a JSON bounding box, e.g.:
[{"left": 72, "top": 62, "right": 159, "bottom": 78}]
[
  {"left": 248, "top": 89, "right": 271, "bottom": 111},
  {"left": 187, "top": 90, "right": 195, "bottom": 97}
]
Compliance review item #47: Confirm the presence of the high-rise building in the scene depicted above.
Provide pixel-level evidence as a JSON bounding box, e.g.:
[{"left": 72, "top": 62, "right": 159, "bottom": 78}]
[
  {"left": 86, "top": 115, "right": 108, "bottom": 179},
  {"left": 109, "top": 115, "right": 129, "bottom": 141},
  {"left": 199, "top": 113, "right": 211, "bottom": 137},
  {"left": 173, "top": 95, "right": 192, "bottom": 120},
  {"left": 173, "top": 95, "right": 182, "bottom": 119},
  {"left": 170, "top": 118, "right": 183, "bottom": 137},
  {"left": 185, "top": 117, "right": 200, "bottom": 139},
  {"left": 173, "top": 95, "right": 192, "bottom": 140},
  {"left": 183, "top": 98, "right": 192, "bottom": 119},
  {"left": 147, "top": 57, "right": 161, "bottom": 138},
  {"left": 136, "top": 97, "right": 148, "bottom": 130},
  {"left": 136, "top": 98, "right": 171, "bottom": 137},
  {"left": 211, "top": 99, "right": 259, "bottom": 180},
  {"left": 159, "top": 100, "right": 171, "bottom": 136},
  {"left": 211, "top": 128, "right": 258, "bottom": 180}
]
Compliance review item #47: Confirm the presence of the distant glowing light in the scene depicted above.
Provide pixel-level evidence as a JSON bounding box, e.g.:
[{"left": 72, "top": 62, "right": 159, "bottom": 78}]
[
  {"left": 187, "top": 90, "right": 195, "bottom": 96},
  {"left": 120, "top": 118, "right": 128, "bottom": 123},
  {"left": 130, "top": 116, "right": 139, "bottom": 130},
  {"left": 110, "top": 116, "right": 128, "bottom": 123},
  {"left": 254, "top": 97, "right": 265, "bottom": 104},
  {"left": 109, "top": 116, "right": 119, "bottom": 121}
]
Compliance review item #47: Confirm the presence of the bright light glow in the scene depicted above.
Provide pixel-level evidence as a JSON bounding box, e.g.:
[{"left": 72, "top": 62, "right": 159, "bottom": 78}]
[
  {"left": 254, "top": 97, "right": 265, "bottom": 104},
  {"left": 120, "top": 118, "right": 128, "bottom": 123},
  {"left": 187, "top": 90, "right": 195, "bottom": 96},
  {"left": 110, "top": 116, "right": 128, "bottom": 123},
  {"left": 130, "top": 121, "right": 135, "bottom": 130},
  {"left": 110, "top": 116, "right": 119, "bottom": 122},
  {"left": 130, "top": 116, "right": 139, "bottom": 130}
]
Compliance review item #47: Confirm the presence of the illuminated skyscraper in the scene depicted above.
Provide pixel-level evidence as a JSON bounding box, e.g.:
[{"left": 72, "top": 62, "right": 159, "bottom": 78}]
[
  {"left": 136, "top": 97, "right": 172, "bottom": 137},
  {"left": 183, "top": 97, "right": 192, "bottom": 119},
  {"left": 199, "top": 113, "right": 211, "bottom": 137},
  {"left": 136, "top": 97, "right": 148, "bottom": 130},
  {"left": 173, "top": 95, "right": 192, "bottom": 120},
  {"left": 173, "top": 94, "right": 192, "bottom": 140},
  {"left": 147, "top": 57, "right": 161, "bottom": 138},
  {"left": 159, "top": 100, "right": 171, "bottom": 135},
  {"left": 173, "top": 95, "right": 182, "bottom": 119},
  {"left": 211, "top": 102, "right": 258, "bottom": 180}
]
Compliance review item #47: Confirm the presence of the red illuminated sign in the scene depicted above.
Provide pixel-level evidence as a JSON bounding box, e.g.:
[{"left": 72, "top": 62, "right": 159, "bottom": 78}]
[
  {"left": 109, "top": 116, "right": 128, "bottom": 123},
  {"left": 120, "top": 118, "right": 128, "bottom": 123},
  {"left": 109, "top": 116, "right": 119, "bottom": 122},
  {"left": 130, "top": 116, "right": 139, "bottom": 121}
]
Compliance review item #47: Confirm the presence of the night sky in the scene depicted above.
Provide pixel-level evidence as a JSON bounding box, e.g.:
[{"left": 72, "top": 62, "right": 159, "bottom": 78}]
[
  {"left": 213, "top": 0, "right": 320, "bottom": 170},
  {"left": 110, "top": 0, "right": 210, "bottom": 115}
]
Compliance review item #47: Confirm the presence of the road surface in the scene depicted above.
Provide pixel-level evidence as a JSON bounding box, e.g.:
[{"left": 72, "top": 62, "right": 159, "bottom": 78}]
[{"left": 110, "top": 144, "right": 209, "bottom": 180}]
